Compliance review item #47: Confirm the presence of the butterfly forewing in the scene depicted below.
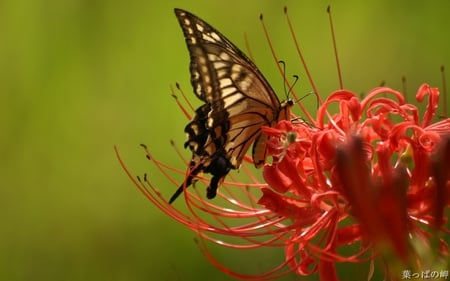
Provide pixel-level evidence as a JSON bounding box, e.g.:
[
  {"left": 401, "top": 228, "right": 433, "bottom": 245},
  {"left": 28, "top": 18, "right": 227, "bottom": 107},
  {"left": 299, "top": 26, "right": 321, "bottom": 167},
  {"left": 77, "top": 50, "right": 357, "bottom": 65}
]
[
  {"left": 170, "top": 9, "right": 292, "bottom": 203},
  {"left": 175, "top": 9, "right": 279, "bottom": 109}
]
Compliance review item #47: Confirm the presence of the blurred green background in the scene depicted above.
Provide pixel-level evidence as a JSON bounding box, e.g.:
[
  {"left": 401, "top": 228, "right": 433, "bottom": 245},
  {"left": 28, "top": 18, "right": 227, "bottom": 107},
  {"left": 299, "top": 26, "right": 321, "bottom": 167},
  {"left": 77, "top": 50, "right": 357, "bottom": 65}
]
[{"left": 1, "top": 0, "right": 449, "bottom": 280}]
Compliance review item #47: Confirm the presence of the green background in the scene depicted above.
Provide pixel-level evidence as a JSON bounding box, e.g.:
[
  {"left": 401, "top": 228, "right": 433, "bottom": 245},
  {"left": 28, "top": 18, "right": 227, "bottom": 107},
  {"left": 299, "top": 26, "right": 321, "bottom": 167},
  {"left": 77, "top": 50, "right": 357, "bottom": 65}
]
[{"left": 1, "top": 0, "right": 449, "bottom": 280}]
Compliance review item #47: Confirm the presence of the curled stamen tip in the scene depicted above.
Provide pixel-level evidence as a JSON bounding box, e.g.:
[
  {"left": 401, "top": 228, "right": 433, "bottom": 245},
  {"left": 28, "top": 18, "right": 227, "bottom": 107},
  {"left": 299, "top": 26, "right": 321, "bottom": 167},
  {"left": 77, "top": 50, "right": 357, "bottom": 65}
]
[{"left": 140, "top": 143, "right": 148, "bottom": 149}]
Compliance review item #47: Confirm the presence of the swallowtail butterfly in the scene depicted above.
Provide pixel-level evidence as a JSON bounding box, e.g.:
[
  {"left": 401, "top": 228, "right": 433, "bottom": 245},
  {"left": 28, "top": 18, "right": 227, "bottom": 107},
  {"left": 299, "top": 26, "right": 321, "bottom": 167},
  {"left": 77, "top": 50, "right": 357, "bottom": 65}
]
[{"left": 170, "top": 9, "right": 292, "bottom": 203}]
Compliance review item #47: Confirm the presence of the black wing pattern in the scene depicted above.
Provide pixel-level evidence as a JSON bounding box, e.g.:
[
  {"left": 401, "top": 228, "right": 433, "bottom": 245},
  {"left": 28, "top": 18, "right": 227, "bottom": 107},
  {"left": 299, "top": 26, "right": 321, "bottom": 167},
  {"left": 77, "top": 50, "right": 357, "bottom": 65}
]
[{"left": 170, "top": 8, "right": 292, "bottom": 203}]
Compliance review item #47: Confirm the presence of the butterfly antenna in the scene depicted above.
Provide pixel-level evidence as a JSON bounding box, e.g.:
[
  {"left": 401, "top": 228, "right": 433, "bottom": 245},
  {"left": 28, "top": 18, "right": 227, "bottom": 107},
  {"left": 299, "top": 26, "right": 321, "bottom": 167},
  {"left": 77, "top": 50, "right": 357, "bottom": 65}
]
[
  {"left": 441, "top": 65, "right": 448, "bottom": 118},
  {"left": 278, "top": 60, "right": 300, "bottom": 102},
  {"left": 278, "top": 60, "right": 288, "bottom": 98},
  {"left": 261, "top": 11, "right": 316, "bottom": 125},
  {"left": 327, "top": 6, "right": 344, "bottom": 89},
  {"left": 287, "top": 75, "right": 299, "bottom": 100}
]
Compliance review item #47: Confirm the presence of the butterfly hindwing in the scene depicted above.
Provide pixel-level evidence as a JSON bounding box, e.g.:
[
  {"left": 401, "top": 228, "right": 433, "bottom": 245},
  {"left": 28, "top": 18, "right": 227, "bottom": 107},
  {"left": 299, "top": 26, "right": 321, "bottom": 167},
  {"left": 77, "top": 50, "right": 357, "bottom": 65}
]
[{"left": 169, "top": 9, "right": 292, "bottom": 203}]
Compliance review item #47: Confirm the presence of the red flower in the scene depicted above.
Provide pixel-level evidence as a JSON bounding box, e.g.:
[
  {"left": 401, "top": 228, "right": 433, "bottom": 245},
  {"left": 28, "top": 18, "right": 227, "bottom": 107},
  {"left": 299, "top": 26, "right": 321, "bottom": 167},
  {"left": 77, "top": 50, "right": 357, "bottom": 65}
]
[
  {"left": 116, "top": 83, "right": 450, "bottom": 280},
  {"left": 260, "top": 84, "right": 450, "bottom": 279}
]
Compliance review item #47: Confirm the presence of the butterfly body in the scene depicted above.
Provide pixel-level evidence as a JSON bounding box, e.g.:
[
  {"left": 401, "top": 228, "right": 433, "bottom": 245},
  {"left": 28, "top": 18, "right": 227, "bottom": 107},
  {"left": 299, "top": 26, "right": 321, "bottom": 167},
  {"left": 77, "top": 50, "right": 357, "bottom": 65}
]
[{"left": 169, "top": 9, "right": 292, "bottom": 204}]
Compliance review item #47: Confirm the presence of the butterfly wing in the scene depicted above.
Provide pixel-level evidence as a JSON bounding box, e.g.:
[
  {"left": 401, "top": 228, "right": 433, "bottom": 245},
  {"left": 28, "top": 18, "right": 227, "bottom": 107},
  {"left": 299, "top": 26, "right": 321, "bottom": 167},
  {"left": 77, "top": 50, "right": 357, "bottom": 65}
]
[
  {"left": 175, "top": 8, "right": 285, "bottom": 166},
  {"left": 170, "top": 9, "right": 290, "bottom": 203}
]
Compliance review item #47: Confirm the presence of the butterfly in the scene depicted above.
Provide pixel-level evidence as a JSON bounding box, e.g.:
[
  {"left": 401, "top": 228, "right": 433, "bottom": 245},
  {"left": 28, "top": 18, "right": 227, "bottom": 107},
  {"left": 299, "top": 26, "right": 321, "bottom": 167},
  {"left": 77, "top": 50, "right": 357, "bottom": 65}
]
[{"left": 169, "top": 8, "right": 293, "bottom": 204}]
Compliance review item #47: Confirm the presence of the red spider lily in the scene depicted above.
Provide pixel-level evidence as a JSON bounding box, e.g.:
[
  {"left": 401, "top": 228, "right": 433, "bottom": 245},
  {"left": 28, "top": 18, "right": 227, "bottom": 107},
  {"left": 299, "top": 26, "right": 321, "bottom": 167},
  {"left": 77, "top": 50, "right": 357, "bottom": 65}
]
[
  {"left": 260, "top": 84, "right": 450, "bottom": 279},
  {"left": 116, "top": 83, "right": 450, "bottom": 280}
]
